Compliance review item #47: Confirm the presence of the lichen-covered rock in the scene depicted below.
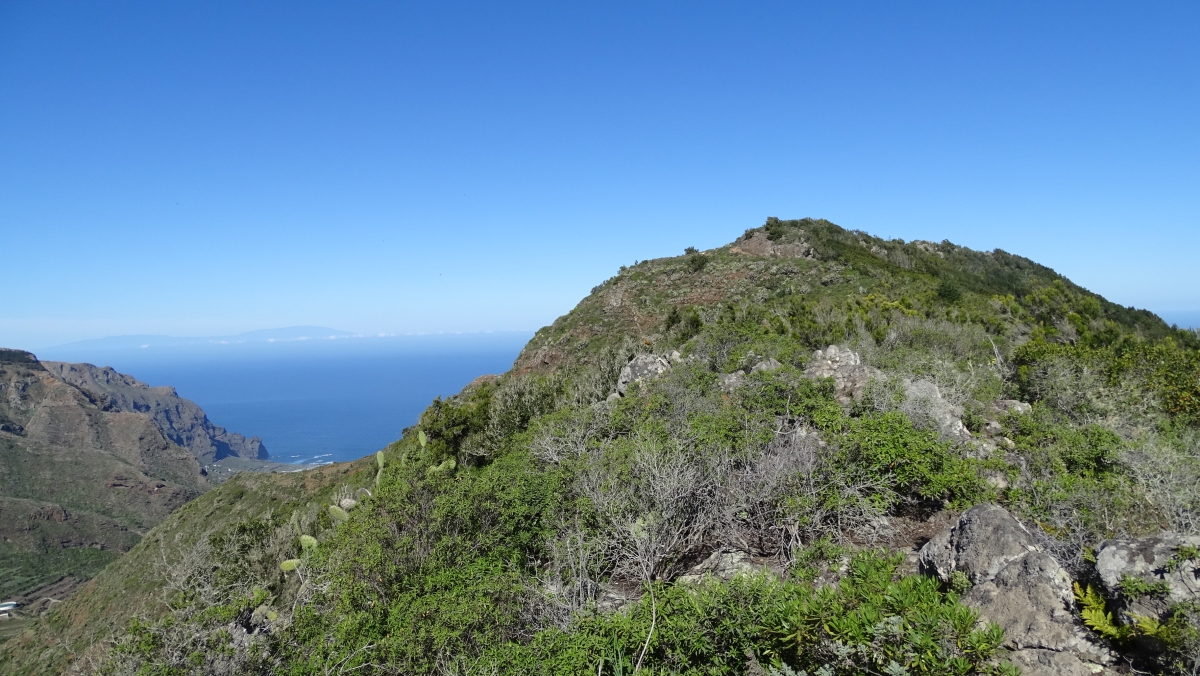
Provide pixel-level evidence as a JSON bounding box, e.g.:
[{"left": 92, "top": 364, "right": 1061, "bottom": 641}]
[
  {"left": 718, "top": 371, "right": 745, "bottom": 393},
  {"left": 1006, "top": 649, "right": 1106, "bottom": 676},
  {"left": 677, "top": 550, "right": 753, "bottom": 583},
  {"left": 716, "top": 357, "right": 782, "bottom": 393},
  {"left": 995, "top": 399, "right": 1033, "bottom": 415},
  {"left": 803, "top": 345, "right": 878, "bottom": 406},
  {"left": 919, "top": 504, "right": 1040, "bottom": 584},
  {"left": 966, "top": 551, "right": 1111, "bottom": 665},
  {"left": 919, "top": 504, "right": 1114, "bottom": 675},
  {"left": 677, "top": 549, "right": 779, "bottom": 584},
  {"left": 751, "top": 357, "right": 782, "bottom": 373},
  {"left": 1095, "top": 533, "right": 1200, "bottom": 624},
  {"left": 616, "top": 353, "right": 671, "bottom": 396},
  {"left": 901, "top": 379, "right": 971, "bottom": 442}
]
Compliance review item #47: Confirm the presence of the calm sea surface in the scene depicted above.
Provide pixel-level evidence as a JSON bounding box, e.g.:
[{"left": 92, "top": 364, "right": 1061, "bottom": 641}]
[{"left": 37, "top": 334, "right": 531, "bottom": 465}]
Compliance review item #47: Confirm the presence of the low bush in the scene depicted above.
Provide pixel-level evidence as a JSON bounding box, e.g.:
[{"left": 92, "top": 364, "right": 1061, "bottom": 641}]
[{"left": 495, "top": 551, "right": 1015, "bottom": 676}]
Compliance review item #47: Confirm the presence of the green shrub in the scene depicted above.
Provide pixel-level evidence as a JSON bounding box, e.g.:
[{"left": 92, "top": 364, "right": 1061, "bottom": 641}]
[
  {"left": 937, "top": 280, "right": 963, "bottom": 303},
  {"left": 494, "top": 552, "right": 1013, "bottom": 676},
  {"left": 281, "top": 450, "right": 566, "bottom": 674},
  {"left": 841, "top": 412, "right": 989, "bottom": 507}
]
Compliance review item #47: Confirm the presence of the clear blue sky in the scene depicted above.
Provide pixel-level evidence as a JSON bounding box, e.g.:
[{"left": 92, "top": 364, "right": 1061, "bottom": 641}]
[{"left": 3, "top": 1, "right": 1198, "bottom": 349}]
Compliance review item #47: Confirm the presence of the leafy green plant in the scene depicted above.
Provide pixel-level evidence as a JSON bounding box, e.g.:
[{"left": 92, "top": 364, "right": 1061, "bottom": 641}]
[
  {"left": 1119, "top": 574, "right": 1172, "bottom": 599},
  {"left": 1075, "top": 582, "right": 1130, "bottom": 641},
  {"left": 1166, "top": 544, "right": 1199, "bottom": 573},
  {"left": 1075, "top": 581, "right": 1200, "bottom": 673},
  {"left": 840, "top": 412, "right": 989, "bottom": 507},
  {"left": 949, "top": 570, "right": 973, "bottom": 595},
  {"left": 771, "top": 551, "right": 1011, "bottom": 675}
]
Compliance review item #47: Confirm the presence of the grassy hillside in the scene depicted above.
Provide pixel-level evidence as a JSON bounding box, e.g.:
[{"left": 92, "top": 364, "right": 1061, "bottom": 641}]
[
  {"left": 6, "top": 218, "right": 1199, "bottom": 675},
  {"left": 0, "top": 460, "right": 373, "bottom": 675}
]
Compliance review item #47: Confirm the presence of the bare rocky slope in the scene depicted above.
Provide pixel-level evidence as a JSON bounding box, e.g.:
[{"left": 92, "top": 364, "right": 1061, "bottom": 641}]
[{"left": 42, "top": 361, "right": 268, "bottom": 466}]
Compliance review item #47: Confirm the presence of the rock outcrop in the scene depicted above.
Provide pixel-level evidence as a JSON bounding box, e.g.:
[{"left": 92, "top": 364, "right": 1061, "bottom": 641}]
[
  {"left": 43, "top": 361, "right": 268, "bottom": 463},
  {"left": 676, "top": 549, "right": 783, "bottom": 584},
  {"left": 919, "top": 504, "right": 1114, "bottom": 675},
  {"left": 616, "top": 353, "right": 672, "bottom": 396},
  {"left": 1095, "top": 533, "right": 1200, "bottom": 625},
  {"left": 803, "top": 345, "right": 878, "bottom": 406},
  {"left": 801, "top": 346, "right": 978, "bottom": 442},
  {"left": 729, "top": 230, "right": 814, "bottom": 259},
  {"left": 899, "top": 379, "right": 972, "bottom": 442}
]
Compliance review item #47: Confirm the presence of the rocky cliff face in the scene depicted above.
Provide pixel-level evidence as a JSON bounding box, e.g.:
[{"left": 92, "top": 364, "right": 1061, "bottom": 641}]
[
  {"left": 0, "top": 349, "right": 214, "bottom": 601},
  {"left": 41, "top": 361, "right": 268, "bottom": 464}
]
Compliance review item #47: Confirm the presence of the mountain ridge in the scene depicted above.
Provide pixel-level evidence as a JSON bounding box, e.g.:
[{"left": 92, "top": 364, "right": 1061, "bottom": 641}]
[
  {"left": 0, "top": 348, "right": 284, "bottom": 618},
  {"left": 3, "top": 218, "right": 1198, "bottom": 675},
  {"left": 40, "top": 361, "right": 269, "bottom": 465}
]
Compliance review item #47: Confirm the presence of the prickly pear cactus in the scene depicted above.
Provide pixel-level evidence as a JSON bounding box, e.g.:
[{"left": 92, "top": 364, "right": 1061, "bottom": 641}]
[
  {"left": 280, "top": 558, "right": 301, "bottom": 572},
  {"left": 426, "top": 457, "right": 456, "bottom": 477},
  {"left": 329, "top": 505, "right": 350, "bottom": 524},
  {"left": 299, "top": 535, "right": 317, "bottom": 552}
]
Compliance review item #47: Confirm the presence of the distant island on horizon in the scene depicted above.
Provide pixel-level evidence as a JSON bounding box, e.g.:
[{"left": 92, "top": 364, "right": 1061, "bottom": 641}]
[{"left": 42, "top": 326, "right": 536, "bottom": 352}]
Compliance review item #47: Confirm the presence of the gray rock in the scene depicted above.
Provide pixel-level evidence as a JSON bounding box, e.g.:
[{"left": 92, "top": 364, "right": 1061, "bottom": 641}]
[
  {"left": 715, "top": 357, "right": 781, "bottom": 394},
  {"left": 919, "top": 504, "right": 1040, "bottom": 585},
  {"left": 677, "top": 549, "right": 767, "bottom": 584},
  {"left": 1006, "top": 649, "right": 1107, "bottom": 676},
  {"left": 1095, "top": 534, "right": 1200, "bottom": 624},
  {"left": 901, "top": 379, "right": 971, "bottom": 442},
  {"left": 965, "top": 552, "right": 1109, "bottom": 664},
  {"left": 919, "top": 505, "right": 1114, "bottom": 674},
  {"left": 616, "top": 354, "right": 671, "bottom": 396},
  {"left": 984, "top": 471, "right": 1009, "bottom": 491},
  {"left": 996, "top": 399, "right": 1033, "bottom": 415},
  {"left": 803, "top": 345, "right": 878, "bottom": 406},
  {"left": 729, "top": 230, "right": 814, "bottom": 259},
  {"left": 751, "top": 357, "right": 782, "bottom": 373},
  {"left": 718, "top": 371, "right": 746, "bottom": 393}
]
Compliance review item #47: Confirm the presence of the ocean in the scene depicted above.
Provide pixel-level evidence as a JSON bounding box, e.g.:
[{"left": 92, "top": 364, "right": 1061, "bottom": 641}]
[{"left": 36, "top": 333, "right": 532, "bottom": 465}]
